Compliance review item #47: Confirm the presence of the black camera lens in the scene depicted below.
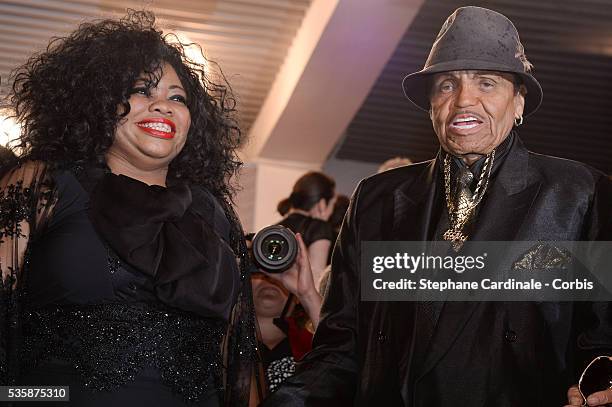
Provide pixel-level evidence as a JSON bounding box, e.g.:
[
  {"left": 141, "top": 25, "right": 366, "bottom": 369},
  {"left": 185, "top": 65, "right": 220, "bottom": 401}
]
[
  {"left": 266, "top": 240, "right": 284, "bottom": 258},
  {"left": 252, "top": 225, "right": 297, "bottom": 273}
]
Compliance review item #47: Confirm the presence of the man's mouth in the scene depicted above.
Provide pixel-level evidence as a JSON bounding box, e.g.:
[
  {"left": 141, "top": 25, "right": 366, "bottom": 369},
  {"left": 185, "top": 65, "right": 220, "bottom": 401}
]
[
  {"left": 137, "top": 118, "right": 176, "bottom": 139},
  {"left": 449, "top": 115, "right": 483, "bottom": 130}
]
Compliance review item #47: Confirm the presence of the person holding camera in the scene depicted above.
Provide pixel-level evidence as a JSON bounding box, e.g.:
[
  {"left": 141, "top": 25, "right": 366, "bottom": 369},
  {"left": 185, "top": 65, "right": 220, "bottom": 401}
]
[
  {"left": 248, "top": 232, "right": 321, "bottom": 394},
  {"left": 277, "top": 171, "right": 337, "bottom": 288}
]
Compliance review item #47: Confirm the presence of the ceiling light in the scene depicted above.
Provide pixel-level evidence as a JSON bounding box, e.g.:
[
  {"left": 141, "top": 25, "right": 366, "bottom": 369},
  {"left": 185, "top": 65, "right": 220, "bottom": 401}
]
[{"left": 0, "top": 114, "right": 20, "bottom": 148}]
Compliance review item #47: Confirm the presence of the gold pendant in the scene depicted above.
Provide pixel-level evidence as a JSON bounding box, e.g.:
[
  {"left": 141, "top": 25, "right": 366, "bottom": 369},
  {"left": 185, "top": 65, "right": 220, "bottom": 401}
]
[
  {"left": 443, "top": 150, "right": 495, "bottom": 252},
  {"left": 443, "top": 228, "right": 467, "bottom": 251}
]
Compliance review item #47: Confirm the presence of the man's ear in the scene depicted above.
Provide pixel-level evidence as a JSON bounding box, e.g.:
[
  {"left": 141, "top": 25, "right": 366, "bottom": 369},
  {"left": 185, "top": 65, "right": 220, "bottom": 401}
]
[{"left": 514, "top": 85, "right": 526, "bottom": 118}]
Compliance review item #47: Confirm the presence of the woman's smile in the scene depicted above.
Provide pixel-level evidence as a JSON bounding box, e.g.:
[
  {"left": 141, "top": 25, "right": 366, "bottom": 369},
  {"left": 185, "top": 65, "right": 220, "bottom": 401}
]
[{"left": 137, "top": 118, "right": 176, "bottom": 139}]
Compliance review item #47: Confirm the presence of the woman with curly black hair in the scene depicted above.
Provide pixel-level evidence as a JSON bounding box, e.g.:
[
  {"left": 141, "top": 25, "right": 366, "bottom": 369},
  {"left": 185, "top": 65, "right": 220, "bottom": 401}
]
[{"left": 0, "top": 10, "right": 260, "bottom": 407}]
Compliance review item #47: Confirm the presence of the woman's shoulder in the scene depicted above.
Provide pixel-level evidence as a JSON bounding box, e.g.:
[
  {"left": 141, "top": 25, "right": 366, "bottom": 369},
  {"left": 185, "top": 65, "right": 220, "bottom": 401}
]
[
  {"left": 304, "top": 217, "right": 333, "bottom": 243},
  {"left": 0, "top": 159, "right": 48, "bottom": 187},
  {"left": 188, "top": 184, "right": 216, "bottom": 212},
  {"left": 0, "top": 160, "right": 62, "bottom": 238},
  {"left": 280, "top": 213, "right": 333, "bottom": 244},
  {"left": 14, "top": 162, "right": 92, "bottom": 201},
  {"left": 2, "top": 161, "right": 104, "bottom": 225},
  {"left": 305, "top": 217, "right": 333, "bottom": 233}
]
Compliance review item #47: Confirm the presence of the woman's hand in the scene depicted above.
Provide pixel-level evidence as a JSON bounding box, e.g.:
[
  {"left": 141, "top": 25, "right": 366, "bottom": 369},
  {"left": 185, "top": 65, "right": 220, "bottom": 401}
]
[
  {"left": 265, "top": 233, "right": 322, "bottom": 328},
  {"left": 565, "top": 384, "right": 612, "bottom": 406}
]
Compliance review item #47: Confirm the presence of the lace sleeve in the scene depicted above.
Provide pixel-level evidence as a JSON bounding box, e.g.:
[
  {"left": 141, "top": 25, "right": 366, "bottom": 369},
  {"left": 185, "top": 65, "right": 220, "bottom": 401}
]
[
  {"left": 0, "top": 161, "right": 55, "bottom": 385},
  {"left": 219, "top": 199, "right": 264, "bottom": 407}
]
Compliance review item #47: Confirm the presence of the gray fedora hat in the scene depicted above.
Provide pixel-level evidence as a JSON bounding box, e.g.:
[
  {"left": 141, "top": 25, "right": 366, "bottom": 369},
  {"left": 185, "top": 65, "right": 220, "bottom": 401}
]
[{"left": 402, "top": 6, "right": 543, "bottom": 116}]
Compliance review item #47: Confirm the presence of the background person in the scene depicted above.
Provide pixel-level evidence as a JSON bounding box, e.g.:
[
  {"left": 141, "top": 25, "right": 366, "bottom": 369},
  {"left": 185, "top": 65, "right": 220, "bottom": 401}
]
[
  {"left": 377, "top": 156, "right": 413, "bottom": 173},
  {"left": 277, "top": 171, "right": 337, "bottom": 288},
  {"left": 326, "top": 194, "right": 349, "bottom": 265},
  {"left": 248, "top": 233, "right": 321, "bottom": 394},
  {"left": 327, "top": 194, "right": 350, "bottom": 239}
]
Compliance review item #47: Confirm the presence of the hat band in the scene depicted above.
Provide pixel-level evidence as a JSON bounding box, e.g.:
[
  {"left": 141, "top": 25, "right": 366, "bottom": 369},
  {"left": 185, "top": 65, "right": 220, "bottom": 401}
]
[{"left": 418, "top": 58, "right": 526, "bottom": 76}]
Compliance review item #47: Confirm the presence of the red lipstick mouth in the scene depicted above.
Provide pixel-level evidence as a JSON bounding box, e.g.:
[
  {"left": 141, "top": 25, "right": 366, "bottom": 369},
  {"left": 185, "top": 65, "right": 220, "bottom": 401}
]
[{"left": 136, "top": 118, "right": 176, "bottom": 139}]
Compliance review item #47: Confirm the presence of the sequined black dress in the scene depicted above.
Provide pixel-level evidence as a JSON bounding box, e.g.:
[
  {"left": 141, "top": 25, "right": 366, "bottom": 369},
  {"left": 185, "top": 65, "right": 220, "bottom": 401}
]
[{"left": 0, "top": 162, "right": 259, "bottom": 406}]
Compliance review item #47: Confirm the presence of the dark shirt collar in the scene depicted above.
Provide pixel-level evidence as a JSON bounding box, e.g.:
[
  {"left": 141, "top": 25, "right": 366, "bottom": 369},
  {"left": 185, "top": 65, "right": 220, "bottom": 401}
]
[{"left": 449, "top": 131, "right": 516, "bottom": 185}]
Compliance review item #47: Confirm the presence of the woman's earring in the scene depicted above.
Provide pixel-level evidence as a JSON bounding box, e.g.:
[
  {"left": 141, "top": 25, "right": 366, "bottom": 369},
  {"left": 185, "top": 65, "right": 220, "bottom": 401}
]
[{"left": 514, "top": 115, "right": 524, "bottom": 127}]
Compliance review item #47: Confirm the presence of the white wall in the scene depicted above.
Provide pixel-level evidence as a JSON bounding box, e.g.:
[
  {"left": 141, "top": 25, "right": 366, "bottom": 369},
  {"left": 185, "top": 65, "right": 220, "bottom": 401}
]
[
  {"left": 322, "top": 156, "right": 379, "bottom": 197},
  {"left": 234, "top": 159, "right": 320, "bottom": 233}
]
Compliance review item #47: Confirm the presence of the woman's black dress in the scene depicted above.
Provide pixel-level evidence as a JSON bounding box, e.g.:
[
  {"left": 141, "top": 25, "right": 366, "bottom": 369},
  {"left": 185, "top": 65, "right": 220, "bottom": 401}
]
[
  {"left": 0, "top": 164, "right": 254, "bottom": 406},
  {"left": 277, "top": 213, "right": 333, "bottom": 247}
]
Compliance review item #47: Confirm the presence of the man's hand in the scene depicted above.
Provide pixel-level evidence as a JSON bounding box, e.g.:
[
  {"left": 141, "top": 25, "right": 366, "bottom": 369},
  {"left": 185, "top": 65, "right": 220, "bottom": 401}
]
[{"left": 565, "top": 384, "right": 612, "bottom": 406}]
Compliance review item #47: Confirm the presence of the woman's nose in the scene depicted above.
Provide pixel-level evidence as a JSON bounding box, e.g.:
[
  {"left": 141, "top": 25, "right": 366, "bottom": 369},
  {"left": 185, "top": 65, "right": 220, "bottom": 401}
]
[{"left": 149, "top": 98, "right": 173, "bottom": 115}]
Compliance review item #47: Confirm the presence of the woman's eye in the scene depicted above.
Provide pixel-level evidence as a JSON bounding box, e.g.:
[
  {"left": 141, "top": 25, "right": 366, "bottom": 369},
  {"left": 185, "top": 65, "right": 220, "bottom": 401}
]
[
  {"left": 170, "top": 95, "right": 187, "bottom": 104},
  {"left": 131, "top": 87, "right": 150, "bottom": 96}
]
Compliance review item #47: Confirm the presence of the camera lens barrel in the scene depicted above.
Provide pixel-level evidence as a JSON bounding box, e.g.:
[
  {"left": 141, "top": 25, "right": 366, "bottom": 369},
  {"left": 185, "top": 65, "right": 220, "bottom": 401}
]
[{"left": 252, "top": 225, "right": 298, "bottom": 273}]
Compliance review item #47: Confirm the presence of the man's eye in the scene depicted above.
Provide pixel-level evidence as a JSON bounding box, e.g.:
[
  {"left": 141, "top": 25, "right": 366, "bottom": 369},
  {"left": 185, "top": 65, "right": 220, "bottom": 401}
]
[
  {"left": 170, "top": 95, "right": 187, "bottom": 104},
  {"left": 439, "top": 82, "right": 454, "bottom": 93},
  {"left": 480, "top": 81, "right": 495, "bottom": 89}
]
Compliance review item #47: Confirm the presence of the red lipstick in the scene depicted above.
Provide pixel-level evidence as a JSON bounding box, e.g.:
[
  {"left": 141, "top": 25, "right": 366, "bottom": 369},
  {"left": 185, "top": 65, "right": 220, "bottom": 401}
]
[{"left": 136, "top": 118, "right": 176, "bottom": 139}]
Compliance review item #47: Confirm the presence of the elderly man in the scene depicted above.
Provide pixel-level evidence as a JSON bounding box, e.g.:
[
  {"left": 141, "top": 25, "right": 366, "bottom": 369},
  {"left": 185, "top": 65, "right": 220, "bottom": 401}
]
[{"left": 263, "top": 6, "right": 612, "bottom": 407}]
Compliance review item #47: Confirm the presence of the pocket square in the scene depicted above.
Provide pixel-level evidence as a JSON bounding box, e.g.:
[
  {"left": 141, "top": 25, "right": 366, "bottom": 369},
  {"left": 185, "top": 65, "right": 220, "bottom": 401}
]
[{"left": 512, "top": 243, "right": 572, "bottom": 270}]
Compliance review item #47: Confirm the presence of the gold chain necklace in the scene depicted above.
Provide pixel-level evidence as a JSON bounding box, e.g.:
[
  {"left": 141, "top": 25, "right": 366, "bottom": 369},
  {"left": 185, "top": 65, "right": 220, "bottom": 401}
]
[{"left": 443, "top": 150, "right": 495, "bottom": 251}]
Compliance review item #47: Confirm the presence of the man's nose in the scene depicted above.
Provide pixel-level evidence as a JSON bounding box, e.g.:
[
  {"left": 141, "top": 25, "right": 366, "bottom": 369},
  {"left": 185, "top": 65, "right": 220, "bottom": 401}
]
[{"left": 454, "top": 82, "right": 478, "bottom": 107}]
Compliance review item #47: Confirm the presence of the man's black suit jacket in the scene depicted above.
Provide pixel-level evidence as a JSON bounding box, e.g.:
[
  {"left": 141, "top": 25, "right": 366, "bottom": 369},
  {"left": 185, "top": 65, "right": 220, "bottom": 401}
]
[{"left": 263, "top": 137, "right": 612, "bottom": 407}]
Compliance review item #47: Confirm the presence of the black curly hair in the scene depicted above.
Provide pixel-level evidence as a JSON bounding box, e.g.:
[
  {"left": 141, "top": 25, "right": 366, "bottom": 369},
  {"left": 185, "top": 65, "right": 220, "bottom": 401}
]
[{"left": 4, "top": 9, "right": 242, "bottom": 199}]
